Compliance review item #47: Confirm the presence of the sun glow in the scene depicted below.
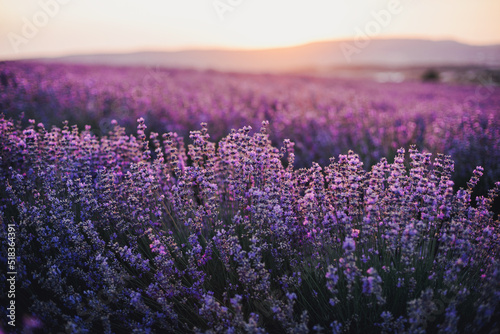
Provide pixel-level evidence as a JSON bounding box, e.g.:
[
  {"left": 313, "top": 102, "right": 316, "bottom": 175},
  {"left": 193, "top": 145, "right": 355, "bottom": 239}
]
[{"left": 1, "top": 0, "right": 499, "bottom": 59}]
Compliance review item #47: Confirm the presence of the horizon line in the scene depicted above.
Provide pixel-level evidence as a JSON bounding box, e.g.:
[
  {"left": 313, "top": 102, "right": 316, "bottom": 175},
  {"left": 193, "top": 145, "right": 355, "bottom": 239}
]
[{"left": 2, "top": 36, "right": 500, "bottom": 62}]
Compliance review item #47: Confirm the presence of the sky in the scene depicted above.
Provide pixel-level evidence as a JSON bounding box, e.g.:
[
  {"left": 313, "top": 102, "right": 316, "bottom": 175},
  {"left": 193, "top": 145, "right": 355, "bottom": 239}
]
[{"left": 1, "top": 0, "right": 500, "bottom": 60}]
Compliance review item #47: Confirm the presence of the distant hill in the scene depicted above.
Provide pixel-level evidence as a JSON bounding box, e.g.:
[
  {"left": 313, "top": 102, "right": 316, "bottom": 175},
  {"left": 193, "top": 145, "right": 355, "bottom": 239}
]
[{"left": 40, "top": 39, "right": 500, "bottom": 73}]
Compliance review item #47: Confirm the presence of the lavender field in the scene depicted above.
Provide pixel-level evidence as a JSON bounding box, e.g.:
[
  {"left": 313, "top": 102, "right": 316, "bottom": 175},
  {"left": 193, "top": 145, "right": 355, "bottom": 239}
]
[
  {"left": 1, "top": 62, "right": 500, "bottom": 196},
  {"left": 1, "top": 61, "right": 500, "bottom": 333}
]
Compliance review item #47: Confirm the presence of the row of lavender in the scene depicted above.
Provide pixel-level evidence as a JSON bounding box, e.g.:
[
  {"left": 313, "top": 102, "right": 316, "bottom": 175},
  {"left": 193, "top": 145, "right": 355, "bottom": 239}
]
[
  {"left": 1, "top": 116, "right": 499, "bottom": 333},
  {"left": 1, "top": 61, "right": 499, "bottom": 195}
]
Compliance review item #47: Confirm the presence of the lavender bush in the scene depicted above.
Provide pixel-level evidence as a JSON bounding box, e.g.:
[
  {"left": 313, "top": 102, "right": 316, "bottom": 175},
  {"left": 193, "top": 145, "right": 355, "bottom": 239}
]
[{"left": 1, "top": 116, "right": 499, "bottom": 333}]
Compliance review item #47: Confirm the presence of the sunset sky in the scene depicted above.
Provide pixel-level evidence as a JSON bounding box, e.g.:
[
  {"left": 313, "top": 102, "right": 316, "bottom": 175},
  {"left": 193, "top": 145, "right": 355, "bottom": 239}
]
[{"left": 1, "top": 0, "right": 500, "bottom": 60}]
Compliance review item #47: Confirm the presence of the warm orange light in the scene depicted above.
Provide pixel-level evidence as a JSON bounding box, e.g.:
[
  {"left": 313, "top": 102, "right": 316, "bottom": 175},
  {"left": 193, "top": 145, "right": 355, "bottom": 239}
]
[{"left": 1, "top": 0, "right": 499, "bottom": 60}]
